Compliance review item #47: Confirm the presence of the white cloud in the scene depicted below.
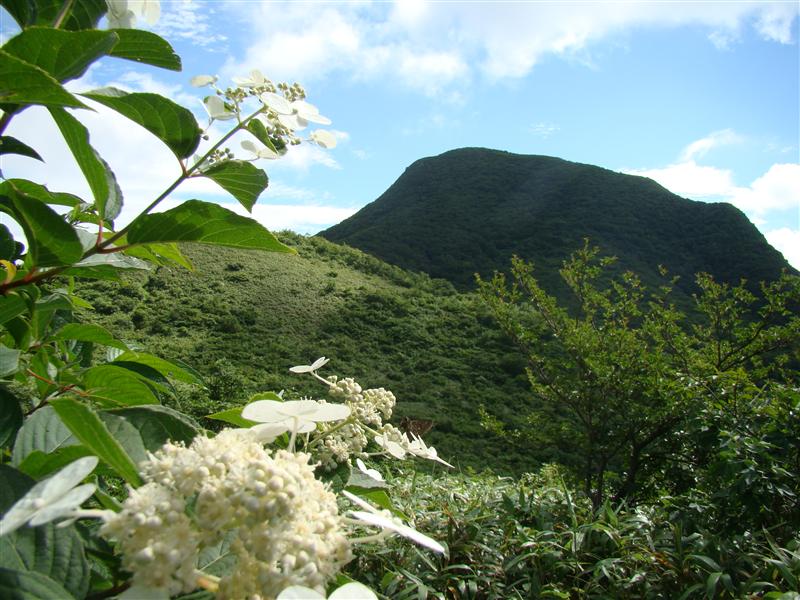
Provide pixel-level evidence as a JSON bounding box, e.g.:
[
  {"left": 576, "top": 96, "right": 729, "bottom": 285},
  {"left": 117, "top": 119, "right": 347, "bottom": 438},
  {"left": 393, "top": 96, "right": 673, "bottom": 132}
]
[
  {"left": 765, "top": 228, "right": 800, "bottom": 269},
  {"left": 679, "top": 129, "right": 742, "bottom": 162},
  {"left": 530, "top": 122, "right": 560, "bottom": 139},
  {"left": 228, "top": 203, "right": 358, "bottom": 235},
  {"left": 223, "top": 0, "right": 797, "bottom": 92},
  {"left": 155, "top": 0, "right": 227, "bottom": 48}
]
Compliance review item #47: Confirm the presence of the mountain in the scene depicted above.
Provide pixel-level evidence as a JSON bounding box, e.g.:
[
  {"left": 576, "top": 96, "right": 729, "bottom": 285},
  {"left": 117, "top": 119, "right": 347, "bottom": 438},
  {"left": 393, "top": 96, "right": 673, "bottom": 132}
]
[{"left": 320, "top": 148, "right": 794, "bottom": 300}]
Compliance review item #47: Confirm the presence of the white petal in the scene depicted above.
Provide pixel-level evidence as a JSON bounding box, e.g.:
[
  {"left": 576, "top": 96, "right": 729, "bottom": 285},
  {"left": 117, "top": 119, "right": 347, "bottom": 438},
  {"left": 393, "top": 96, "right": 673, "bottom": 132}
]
[
  {"left": 191, "top": 75, "right": 217, "bottom": 88},
  {"left": 257, "top": 146, "right": 279, "bottom": 160},
  {"left": 260, "top": 92, "right": 293, "bottom": 115},
  {"left": 310, "top": 356, "right": 330, "bottom": 371},
  {"left": 28, "top": 483, "right": 96, "bottom": 526},
  {"left": 250, "top": 422, "right": 291, "bottom": 442},
  {"left": 278, "top": 400, "right": 325, "bottom": 418},
  {"left": 310, "top": 402, "right": 351, "bottom": 422},
  {"left": 356, "top": 458, "right": 383, "bottom": 481},
  {"left": 310, "top": 130, "right": 337, "bottom": 149},
  {"left": 341, "top": 490, "right": 377, "bottom": 513},
  {"left": 278, "top": 113, "right": 306, "bottom": 131},
  {"left": 276, "top": 586, "right": 325, "bottom": 600},
  {"left": 329, "top": 582, "right": 378, "bottom": 600},
  {"left": 241, "top": 140, "right": 259, "bottom": 154},
  {"left": 350, "top": 510, "right": 445, "bottom": 554},
  {"left": 115, "top": 585, "right": 171, "bottom": 600},
  {"left": 241, "top": 400, "right": 286, "bottom": 423},
  {"left": 291, "top": 100, "right": 332, "bottom": 125},
  {"left": 289, "top": 365, "right": 313, "bottom": 373},
  {"left": 203, "top": 96, "right": 235, "bottom": 120}
]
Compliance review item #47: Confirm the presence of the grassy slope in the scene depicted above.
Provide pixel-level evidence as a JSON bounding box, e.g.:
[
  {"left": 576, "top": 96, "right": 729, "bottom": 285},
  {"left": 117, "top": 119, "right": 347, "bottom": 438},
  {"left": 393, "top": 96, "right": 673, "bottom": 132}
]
[{"left": 79, "top": 234, "right": 543, "bottom": 474}]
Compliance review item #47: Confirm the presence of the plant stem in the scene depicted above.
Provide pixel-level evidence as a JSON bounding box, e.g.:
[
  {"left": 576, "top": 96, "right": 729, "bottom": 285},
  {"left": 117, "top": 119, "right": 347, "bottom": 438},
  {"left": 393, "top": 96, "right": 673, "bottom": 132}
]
[{"left": 52, "top": 0, "right": 76, "bottom": 28}]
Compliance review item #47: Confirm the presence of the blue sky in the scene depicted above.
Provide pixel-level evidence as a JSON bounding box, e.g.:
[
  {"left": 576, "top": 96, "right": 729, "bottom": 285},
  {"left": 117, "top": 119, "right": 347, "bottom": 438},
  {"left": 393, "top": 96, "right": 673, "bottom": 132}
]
[{"left": 2, "top": 1, "right": 799, "bottom": 267}]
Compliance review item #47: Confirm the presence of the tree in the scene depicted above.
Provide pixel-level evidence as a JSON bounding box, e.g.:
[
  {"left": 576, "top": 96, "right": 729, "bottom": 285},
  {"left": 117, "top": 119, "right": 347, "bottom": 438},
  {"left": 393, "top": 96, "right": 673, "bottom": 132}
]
[{"left": 478, "top": 242, "right": 799, "bottom": 508}]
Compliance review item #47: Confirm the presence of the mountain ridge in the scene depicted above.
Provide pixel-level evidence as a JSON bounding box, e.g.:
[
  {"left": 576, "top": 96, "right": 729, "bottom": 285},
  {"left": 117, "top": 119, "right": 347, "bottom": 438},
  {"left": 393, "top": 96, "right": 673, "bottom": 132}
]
[{"left": 321, "top": 148, "right": 793, "bottom": 302}]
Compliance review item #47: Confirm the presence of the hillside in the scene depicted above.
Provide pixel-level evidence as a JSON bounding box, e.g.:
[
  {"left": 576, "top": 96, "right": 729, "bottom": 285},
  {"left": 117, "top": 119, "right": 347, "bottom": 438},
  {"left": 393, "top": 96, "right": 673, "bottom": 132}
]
[
  {"left": 77, "top": 235, "right": 544, "bottom": 474},
  {"left": 321, "top": 148, "right": 794, "bottom": 300}
]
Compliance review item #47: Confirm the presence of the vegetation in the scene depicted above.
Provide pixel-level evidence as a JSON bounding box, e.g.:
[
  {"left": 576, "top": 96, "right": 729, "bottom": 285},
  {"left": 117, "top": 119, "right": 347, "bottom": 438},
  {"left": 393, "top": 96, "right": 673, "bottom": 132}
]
[{"left": 321, "top": 148, "right": 795, "bottom": 305}]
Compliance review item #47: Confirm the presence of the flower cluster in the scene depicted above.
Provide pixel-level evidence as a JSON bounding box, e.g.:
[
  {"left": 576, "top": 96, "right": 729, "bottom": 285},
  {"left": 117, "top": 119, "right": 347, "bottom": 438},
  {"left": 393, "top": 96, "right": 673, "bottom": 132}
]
[
  {"left": 100, "top": 429, "right": 351, "bottom": 598},
  {"left": 190, "top": 68, "right": 336, "bottom": 171}
]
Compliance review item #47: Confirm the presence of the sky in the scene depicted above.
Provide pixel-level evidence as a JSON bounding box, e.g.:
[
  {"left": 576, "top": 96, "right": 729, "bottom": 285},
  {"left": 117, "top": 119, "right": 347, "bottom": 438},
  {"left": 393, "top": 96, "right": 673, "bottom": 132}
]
[{"left": 1, "top": 0, "right": 799, "bottom": 268}]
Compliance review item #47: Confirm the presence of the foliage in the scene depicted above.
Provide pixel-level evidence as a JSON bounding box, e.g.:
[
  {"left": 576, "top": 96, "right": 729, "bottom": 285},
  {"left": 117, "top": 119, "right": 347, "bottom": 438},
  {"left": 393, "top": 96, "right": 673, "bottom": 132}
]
[
  {"left": 477, "top": 243, "right": 800, "bottom": 507},
  {"left": 321, "top": 147, "right": 795, "bottom": 305}
]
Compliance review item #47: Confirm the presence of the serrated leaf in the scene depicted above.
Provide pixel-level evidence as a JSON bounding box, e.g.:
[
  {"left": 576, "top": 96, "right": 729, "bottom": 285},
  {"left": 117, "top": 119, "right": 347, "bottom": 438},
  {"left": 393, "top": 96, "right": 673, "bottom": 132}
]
[
  {"left": 0, "top": 521, "right": 91, "bottom": 599},
  {"left": 16, "top": 446, "right": 94, "bottom": 479},
  {"left": 0, "top": 186, "right": 84, "bottom": 267},
  {"left": 54, "top": 323, "right": 128, "bottom": 351},
  {"left": 201, "top": 160, "right": 268, "bottom": 211},
  {"left": 0, "top": 294, "right": 27, "bottom": 326},
  {"left": 113, "top": 351, "right": 203, "bottom": 385},
  {"left": 48, "top": 107, "right": 122, "bottom": 221},
  {"left": 205, "top": 407, "right": 258, "bottom": 428},
  {"left": 2, "top": 27, "right": 118, "bottom": 84},
  {"left": 97, "top": 412, "right": 148, "bottom": 467},
  {"left": 11, "top": 407, "right": 78, "bottom": 467},
  {"left": 0, "top": 344, "right": 22, "bottom": 377},
  {"left": 105, "top": 405, "right": 201, "bottom": 452},
  {"left": 49, "top": 398, "right": 142, "bottom": 486},
  {"left": 0, "top": 568, "right": 73, "bottom": 599},
  {"left": 83, "top": 87, "right": 201, "bottom": 159},
  {"left": 126, "top": 200, "right": 295, "bottom": 253},
  {"left": 83, "top": 364, "right": 159, "bottom": 407},
  {"left": 121, "top": 242, "right": 192, "bottom": 269},
  {"left": 108, "top": 28, "right": 181, "bottom": 71},
  {"left": 0, "top": 137, "right": 42, "bottom": 161},
  {"left": 0, "top": 50, "right": 86, "bottom": 110},
  {"left": 0, "top": 386, "right": 24, "bottom": 447},
  {"left": 1, "top": 0, "right": 107, "bottom": 31},
  {"left": 0, "top": 180, "right": 81, "bottom": 208}
]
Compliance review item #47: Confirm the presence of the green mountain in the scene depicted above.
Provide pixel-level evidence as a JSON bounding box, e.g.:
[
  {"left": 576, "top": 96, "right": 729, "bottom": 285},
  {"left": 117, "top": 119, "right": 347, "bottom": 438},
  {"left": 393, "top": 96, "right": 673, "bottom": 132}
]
[
  {"left": 321, "top": 148, "right": 794, "bottom": 300},
  {"left": 79, "top": 235, "right": 539, "bottom": 474}
]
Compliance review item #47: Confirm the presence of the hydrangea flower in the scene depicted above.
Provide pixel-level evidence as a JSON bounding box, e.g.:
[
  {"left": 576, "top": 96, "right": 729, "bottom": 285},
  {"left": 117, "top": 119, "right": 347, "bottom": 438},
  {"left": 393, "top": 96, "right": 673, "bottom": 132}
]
[
  {"left": 343, "top": 491, "right": 445, "bottom": 554},
  {"left": 290, "top": 356, "right": 330, "bottom": 374},
  {"left": 0, "top": 456, "right": 98, "bottom": 536},
  {"left": 241, "top": 139, "right": 279, "bottom": 160},
  {"left": 355, "top": 458, "right": 384, "bottom": 482},
  {"left": 242, "top": 399, "right": 350, "bottom": 434},
  {"left": 106, "top": 0, "right": 160, "bottom": 28},
  {"left": 190, "top": 75, "right": 217, "bottom": 88},
  {"left": 233, "top": 69, "right": 270, "bottom": 88},
  {"left": 277, "top": 582, "right": 378, "bottom": 599},
  {"left": 311, "top": 130, "right": 337, "bottom": 149},
  {"left": 202, "top": 96, "right": 236, "bottom": 121}
]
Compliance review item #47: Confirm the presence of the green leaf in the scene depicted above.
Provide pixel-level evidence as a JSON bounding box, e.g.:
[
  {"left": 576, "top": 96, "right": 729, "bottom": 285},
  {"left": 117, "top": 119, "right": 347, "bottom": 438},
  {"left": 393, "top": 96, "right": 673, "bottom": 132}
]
[
  {"left": 11, "top": 406, "right": 77, "bottom": 467},
  {"left": 83, "top": 87, "right": 201, "bottom": 159},
  {"left": 108, "top": 28, "right": 181, "bottom": 71},
  {"left": 54, "top": 323, "right": 129, "bottom": 351},
  {"left": 0, "top": 180, "right": 82, "bottom": 208},
  {"left": 0, "top": 568, "right": 73, "bottom": 600},
  {"left": 83, "top": 364, "right": 159, "bottom": 407},
  {"left": 16, "top": 446, "right": 93, "bottom": 479},
  {"left": 0, "top": 137, "right": 42, "bottom": 161},
  {"left": 346, "top": 470, "right": 390, "bottom": 490},
  {"left": 0, "top": 186, "right": 84, "bottom": 267},
  {"left": 245, "top": 119, "right": 281, "bottom": 154},
  {"left": 321, "top": 461, "right": 351, "bottom": 493},
  {"left": 0, "top": 344, "right": 22, "bottom": 377},
  {"left": 126, "top": 200, "right": 295, "bottom": 253},
  {"left": 113, "top": 351, "right": 203, "bottom": 385},
  {"left": 121, "top": 242, "right": 192, "bottom": 269},
  {"left": 200, "top": 160, "right": 268, "bottom": 212},
  {"left": 205, "top": 407, "right": 258, "bottom": 428},
  {"left": 0, "top": 0, "right": 107, "bottom": 31},
  {"left": 0, "top": 464, "right": 34, "bottom": 512},
  {"left": 105, "top": 405, "right": 201, "bottom": 452},
  {"left": 0, "top": 521, "right": 91, "bottom": 599},
  {"left": 48, "top": 107, "right": 122, "bottom": 221},
  {"left": 0, "top": 386, "right": 24, "bottom": 447},
  {"left": 97, "top": 412, "right": 148, "bottom": 467},
  {"left": 49, "top": 398, "right": 142, "bottom": 486},
  {"left": 0, "top": 294, "right": 27, "bottom": 326},
  {"left": 0, "top": 50, "right": 86, "bottom": 110},
  {"left": 196, "top": 530, "right": 237, "bottom": 578},
  {"left": 2, "top": 27, "right": 118, "bottom": 84},
  {"left": 0, "top": 224, "right": 23, "bottom": 261}
]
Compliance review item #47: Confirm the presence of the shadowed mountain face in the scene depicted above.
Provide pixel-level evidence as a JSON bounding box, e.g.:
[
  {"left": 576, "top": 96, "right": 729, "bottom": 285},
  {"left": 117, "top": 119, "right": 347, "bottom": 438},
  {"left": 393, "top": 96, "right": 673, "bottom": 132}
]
[{"left": 321, "top": 148, "right": 794, "bottom": 301}]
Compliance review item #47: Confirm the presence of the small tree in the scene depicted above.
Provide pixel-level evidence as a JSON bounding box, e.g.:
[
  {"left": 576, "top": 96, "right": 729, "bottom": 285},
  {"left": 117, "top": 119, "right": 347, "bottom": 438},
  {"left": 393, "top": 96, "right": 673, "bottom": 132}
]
[{"left": 478, "top": 242, "right": 799, "bottom": 507}]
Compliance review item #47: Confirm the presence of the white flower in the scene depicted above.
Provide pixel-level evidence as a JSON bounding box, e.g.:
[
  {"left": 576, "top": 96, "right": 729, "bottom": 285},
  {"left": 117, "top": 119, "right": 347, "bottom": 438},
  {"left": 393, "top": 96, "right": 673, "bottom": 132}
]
[
  {"left": 260, "top": 92, "right": 293, "bottom": 115},
  {"left": 190, "top": 75, "right": 217, "bottom": 88},
  {"left": 278, "top": 100, "right": 332, "bottom": 132},
  {"left": 374, "top": 432, "right": 407, "bottom": 459},
  {"left": 0, "top": 456, "right": 98, "bottom": 536},
  {"left": 342, "top": 491, "right": 445, "bottom": 554},
  {"left": 233, "top": 69, "right": 269, "bottom": 88},
  {"left": 106, "top": 0, "right": 160, "bottom": 28},
  {"left": 408, "top": 434, "right": 454, "bottom": 468},
  {"left": 355, "top": 458, "right": 383, "bottom": 482},
  {"left": 290, "top": 356, "right": 330, "bottom": 374},
  {"left": 242, "top": 399, "right": 350, "bottom": 434},
  {"left": 202, "top": 96, "right": 236, "bottom": 121},
  {"left": 241, "top": 140, "right": 279, "bottom": 160},
  {"left": 277, "top": 582, "right": 378, "bottom": 599},
  {"left": 310, "top": 130, "right": 337, "bottom": 149}
]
